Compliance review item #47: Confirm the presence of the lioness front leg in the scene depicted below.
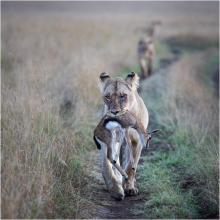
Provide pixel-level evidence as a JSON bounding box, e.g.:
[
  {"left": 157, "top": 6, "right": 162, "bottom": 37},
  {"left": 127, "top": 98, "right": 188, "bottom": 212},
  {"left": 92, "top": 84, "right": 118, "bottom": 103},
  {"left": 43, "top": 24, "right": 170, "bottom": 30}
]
[
  {"left": 123, "top": 129, "right": 142, "bottom": 196},
  {"left": 139, "top": 58, "right": 148, "bottom": 79}
]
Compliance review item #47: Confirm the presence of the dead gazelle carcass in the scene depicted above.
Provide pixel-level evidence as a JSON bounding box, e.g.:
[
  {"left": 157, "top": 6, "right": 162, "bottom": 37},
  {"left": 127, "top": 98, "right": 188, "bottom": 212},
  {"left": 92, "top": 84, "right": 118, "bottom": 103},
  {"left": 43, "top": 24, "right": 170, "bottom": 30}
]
[{"left": 93, "top": 111, "right": 148, "bottom": 180}]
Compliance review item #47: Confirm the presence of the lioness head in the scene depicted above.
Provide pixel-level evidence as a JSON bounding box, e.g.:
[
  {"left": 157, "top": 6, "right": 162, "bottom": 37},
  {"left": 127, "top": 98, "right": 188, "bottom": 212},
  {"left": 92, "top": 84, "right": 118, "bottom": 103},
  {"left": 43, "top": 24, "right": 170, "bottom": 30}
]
[{"left": 99, "top": 72, "right": 139, "bottom": 115}]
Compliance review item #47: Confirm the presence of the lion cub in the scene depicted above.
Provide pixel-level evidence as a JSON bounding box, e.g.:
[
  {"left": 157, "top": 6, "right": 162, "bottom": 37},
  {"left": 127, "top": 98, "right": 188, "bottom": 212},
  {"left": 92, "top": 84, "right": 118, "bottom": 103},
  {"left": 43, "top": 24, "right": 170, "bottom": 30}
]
[{"left": 93, "top": 111, "right": 147, "bottom": 169}]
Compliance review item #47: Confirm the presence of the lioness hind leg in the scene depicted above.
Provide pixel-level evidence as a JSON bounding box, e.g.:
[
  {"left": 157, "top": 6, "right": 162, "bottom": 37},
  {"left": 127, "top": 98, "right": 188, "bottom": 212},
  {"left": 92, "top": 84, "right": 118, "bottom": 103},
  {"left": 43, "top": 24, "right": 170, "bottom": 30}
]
[{"left": 147, "top": 57, "right": 153, "bottom": 77}]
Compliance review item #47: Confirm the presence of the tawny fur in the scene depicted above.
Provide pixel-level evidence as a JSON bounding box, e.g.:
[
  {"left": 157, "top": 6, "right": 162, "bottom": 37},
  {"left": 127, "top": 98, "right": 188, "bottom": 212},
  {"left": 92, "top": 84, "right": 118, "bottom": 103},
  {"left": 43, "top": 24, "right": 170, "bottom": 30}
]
[
  {"left": 137, "top": 20, "right": 161, "bottom": 79},
  {"left": 138, "top": 37, "right": 155, "bottom": 79},
  {"left": 97, "top": 72, "right": 149, "bottom": 199}
]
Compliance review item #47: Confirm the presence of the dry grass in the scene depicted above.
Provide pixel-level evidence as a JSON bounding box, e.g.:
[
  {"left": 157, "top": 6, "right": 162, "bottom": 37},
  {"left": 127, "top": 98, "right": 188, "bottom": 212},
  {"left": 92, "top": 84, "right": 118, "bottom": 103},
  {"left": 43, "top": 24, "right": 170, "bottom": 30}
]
[
  {"left": 2, "top": 12, "right": 154, "bottom": 218},
  {"left": 1, "top": 14, "right": 114, "bottom": 219}
]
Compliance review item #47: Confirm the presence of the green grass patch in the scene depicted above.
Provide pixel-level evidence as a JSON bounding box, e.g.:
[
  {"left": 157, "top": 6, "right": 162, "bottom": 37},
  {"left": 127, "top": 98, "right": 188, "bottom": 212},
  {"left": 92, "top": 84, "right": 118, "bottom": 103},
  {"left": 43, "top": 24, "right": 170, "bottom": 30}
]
[
  {"left": 166, "top": 34, "right": 219, "bottom": 52},
  {"left": 1, "top": 52, "right": 13, "bottom": 72},
  {"left": 201, "top": 50, "right": 219, "bottom": 91},
  {"left": 154, "top": 41, "right": 173, "bottom": 68},
  {"left": 2, "top": 52, "right": 17, "bottom": 88},
  {"left": 135, "top": 131, "right": 199, "bottom": 218},
  {"left": 136, "top": 122, "right": 218, "bottom": 218},
  {"left": 135, "top": 48, "right": 219, "bottom": 218},
  {"left": 118, "top": 64, "right": 140, "bottom": 78}
]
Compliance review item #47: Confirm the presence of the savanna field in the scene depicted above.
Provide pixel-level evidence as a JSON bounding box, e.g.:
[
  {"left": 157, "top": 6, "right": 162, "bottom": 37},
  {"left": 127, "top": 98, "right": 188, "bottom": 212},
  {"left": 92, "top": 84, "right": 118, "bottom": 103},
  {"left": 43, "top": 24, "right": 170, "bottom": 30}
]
[{"left": 1, "top": 2, "right": 219, "bottom": 219}]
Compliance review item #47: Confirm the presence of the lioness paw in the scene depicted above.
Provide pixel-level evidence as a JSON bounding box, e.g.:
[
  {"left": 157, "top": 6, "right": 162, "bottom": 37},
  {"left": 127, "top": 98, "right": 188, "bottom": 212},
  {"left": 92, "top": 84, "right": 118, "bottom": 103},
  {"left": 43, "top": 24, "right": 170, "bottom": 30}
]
[{"left": 124, "top": 187, "right": 139, "bottom": 196}]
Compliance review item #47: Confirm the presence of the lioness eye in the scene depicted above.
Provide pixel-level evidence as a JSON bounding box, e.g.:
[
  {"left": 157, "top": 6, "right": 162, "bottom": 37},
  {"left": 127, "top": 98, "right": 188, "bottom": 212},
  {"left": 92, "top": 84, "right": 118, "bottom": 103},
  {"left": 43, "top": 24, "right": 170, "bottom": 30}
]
[
  {"left": 120, "top": 94, "right": 127, "bottom": 99},
  {"left": 104, "top": 94, "right": 110, "bottom": 100}
]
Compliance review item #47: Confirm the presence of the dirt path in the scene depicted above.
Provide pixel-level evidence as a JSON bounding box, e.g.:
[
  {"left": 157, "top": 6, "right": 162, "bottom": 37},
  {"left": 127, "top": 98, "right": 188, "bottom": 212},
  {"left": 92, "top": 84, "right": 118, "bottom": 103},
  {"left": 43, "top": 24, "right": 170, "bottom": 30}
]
[
  {"left": 87, "top": 151, "right": 146, "bottom": 219},
  {"left": 87, "top": 46, "right": 181, "bottom": 219}
]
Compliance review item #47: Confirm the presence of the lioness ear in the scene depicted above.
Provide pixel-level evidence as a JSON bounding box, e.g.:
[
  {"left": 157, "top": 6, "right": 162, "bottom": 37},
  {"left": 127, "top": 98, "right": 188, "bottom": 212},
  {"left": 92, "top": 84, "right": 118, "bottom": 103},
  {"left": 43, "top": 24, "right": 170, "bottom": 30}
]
[
  {"left": 99, "top": 72, "right": 111, "bottom": 92},
  {"left": 100, "top": 72, "right": 110, "bottom": 81},
  {"left": 126, "top": 72, "right": 139, "bottom": 91}
]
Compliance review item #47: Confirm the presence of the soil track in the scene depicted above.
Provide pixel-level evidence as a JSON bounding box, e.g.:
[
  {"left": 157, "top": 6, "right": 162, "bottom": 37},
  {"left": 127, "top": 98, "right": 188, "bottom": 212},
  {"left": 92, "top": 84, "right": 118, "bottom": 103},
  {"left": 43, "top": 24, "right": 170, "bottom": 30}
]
[{"left": 88, "top": 44, "right": 181, "bottom": 219}]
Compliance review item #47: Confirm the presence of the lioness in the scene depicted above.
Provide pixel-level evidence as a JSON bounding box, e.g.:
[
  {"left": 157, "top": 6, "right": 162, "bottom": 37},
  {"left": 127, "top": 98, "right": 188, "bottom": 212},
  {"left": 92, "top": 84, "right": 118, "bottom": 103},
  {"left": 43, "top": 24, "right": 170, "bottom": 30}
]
[
  {"left": 138, "top": 36, "right": 155, "bottom": 79},
  {"left": 137, "top": 20, "right": 161, "bottom": 79},
  {"left": 98, "top": 72, "right": 149, "bottom": 200}
]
